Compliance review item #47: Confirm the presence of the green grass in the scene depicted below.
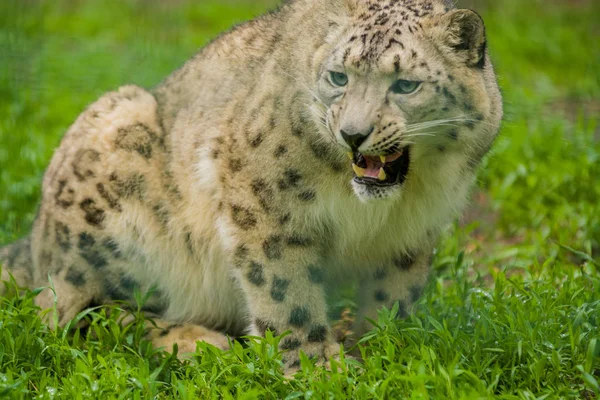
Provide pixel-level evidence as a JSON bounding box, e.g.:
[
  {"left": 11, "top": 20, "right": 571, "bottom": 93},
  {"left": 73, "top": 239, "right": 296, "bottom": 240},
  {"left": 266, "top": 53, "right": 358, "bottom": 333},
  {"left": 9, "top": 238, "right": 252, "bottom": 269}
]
[{"left": 1, "top": 0, "right": 599, "bottom": 398}]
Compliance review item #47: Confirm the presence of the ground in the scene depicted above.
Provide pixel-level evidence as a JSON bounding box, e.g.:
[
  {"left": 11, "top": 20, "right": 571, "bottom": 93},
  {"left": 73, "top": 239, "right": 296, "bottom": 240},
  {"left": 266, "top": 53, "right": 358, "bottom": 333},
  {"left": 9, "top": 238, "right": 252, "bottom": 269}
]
[{"left": 0, "top": 0, "right": 599, "bottom": 398}]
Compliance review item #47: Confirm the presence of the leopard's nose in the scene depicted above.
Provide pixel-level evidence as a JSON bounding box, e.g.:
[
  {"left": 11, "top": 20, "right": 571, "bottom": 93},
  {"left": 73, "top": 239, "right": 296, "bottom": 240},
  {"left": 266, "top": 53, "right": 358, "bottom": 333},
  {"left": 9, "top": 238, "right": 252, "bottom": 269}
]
[{"left": 340, "top": 126, "right": 374, "bottom": 151}]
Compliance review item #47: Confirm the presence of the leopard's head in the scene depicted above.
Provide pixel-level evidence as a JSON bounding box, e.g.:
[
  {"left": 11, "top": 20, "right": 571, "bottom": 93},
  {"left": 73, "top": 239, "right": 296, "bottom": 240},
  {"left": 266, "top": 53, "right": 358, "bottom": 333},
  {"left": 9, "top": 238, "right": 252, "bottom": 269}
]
[{"left": 310, "top": 0, "right": 502, "bottom": 201}]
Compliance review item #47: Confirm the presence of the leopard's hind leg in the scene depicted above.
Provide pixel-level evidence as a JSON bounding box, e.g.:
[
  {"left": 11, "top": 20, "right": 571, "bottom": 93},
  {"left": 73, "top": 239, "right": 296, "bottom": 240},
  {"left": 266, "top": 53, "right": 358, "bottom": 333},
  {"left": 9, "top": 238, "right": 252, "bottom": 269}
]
[
  {"left": 142, "top": 318, "right": 230, "bottom": 353},
  {"left": 0, "top": 237, "right": 34, "bottom": 295}
]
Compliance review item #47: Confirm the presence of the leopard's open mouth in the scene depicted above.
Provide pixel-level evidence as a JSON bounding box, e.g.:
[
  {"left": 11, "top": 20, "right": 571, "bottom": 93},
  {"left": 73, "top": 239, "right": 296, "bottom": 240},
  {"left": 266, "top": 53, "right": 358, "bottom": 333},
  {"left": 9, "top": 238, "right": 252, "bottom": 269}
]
[{"left": 349, "top": 147, "right": 411, "bottom": 187}]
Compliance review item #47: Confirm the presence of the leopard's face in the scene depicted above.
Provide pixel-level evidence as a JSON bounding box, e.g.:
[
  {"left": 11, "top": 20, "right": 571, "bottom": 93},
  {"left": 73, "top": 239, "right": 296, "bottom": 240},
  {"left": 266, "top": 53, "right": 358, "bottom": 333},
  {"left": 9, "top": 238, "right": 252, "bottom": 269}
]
[{"left": 309, "top": 4, "right": 495, "bottom": 201}]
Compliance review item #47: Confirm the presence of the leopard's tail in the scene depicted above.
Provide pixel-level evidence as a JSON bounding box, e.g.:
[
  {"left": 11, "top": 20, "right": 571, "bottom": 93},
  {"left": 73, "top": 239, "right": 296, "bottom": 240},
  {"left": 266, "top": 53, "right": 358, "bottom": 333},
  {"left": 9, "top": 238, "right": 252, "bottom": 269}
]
[{"left": 0, "top": 236, "right": 34, "bottom": 295}]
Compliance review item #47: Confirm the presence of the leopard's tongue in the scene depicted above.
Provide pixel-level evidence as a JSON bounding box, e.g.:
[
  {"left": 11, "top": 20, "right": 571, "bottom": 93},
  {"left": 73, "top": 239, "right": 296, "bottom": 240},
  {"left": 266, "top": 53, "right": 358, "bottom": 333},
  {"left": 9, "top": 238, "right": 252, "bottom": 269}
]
[
  {"left": 351, "top": 150, "right": 405, "bottom": 181},
  {"left": 363, "top": 156, "right": 384, "bottom": 178},
  {"left": 362, "top": 153, "right": 404, "bottom": 178}
]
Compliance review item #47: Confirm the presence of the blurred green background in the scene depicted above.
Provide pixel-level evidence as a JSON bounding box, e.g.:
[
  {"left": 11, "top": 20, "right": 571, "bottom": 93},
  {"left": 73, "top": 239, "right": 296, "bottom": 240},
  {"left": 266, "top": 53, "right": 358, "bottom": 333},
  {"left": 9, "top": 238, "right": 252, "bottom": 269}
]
[
  {"left": 0, "top": 1, "right": 599, "bottom": 397},
  {"left": 0, "top": 0, "right": 599, "bottom": 252}
]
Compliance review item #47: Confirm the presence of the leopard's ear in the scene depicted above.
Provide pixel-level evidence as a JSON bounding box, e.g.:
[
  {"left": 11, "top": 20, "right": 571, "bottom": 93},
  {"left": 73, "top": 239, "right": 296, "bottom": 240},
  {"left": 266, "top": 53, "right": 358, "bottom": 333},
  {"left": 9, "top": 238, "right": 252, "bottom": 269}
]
[{"left": 433, "top": 9, "right": 487, "bottom": 69}]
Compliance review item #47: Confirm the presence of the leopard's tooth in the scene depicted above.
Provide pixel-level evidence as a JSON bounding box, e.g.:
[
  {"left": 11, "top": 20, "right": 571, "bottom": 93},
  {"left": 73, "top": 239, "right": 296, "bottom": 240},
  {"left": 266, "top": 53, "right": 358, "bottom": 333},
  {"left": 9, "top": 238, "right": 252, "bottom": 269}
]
[
  {"left": 352, "top": 164, "right": 366, "bottom": 178},
  {"left": 347, "top": 152, "right": 354, "bottom": 160},
  {"left": 380, "top": 155, "right": 386, "bottom": 163},
  {"left": 378, "top": 168, "right": 387, "bottom": 181}
]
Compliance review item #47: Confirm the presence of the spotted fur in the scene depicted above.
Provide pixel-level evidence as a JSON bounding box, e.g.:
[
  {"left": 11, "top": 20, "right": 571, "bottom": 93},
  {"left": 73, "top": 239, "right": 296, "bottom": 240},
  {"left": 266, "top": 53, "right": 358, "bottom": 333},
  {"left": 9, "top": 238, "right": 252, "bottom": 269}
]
[{"left": 0, "top": 0, "right": 501, "bottom": 372}]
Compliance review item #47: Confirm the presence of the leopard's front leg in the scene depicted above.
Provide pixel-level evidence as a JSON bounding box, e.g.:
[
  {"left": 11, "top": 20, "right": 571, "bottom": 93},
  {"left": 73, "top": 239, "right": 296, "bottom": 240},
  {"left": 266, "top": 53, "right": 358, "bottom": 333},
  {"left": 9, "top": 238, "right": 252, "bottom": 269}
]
[
  {"left": 231, "top": 231, "right": 338, "bottom": 371},
  {"left": 352, "top": 249, "right": 432, "bottom": 342}
]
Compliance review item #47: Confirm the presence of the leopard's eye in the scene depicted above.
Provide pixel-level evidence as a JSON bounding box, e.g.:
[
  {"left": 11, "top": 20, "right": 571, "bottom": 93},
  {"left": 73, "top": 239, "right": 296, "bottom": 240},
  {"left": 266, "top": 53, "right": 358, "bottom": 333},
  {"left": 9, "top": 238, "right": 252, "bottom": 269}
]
[
  {"left": 329, "top": 71, "right": 348, "bottom": 87},
  {"left": 390, "top": 79, "right": 422, "bottom": 94}
]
